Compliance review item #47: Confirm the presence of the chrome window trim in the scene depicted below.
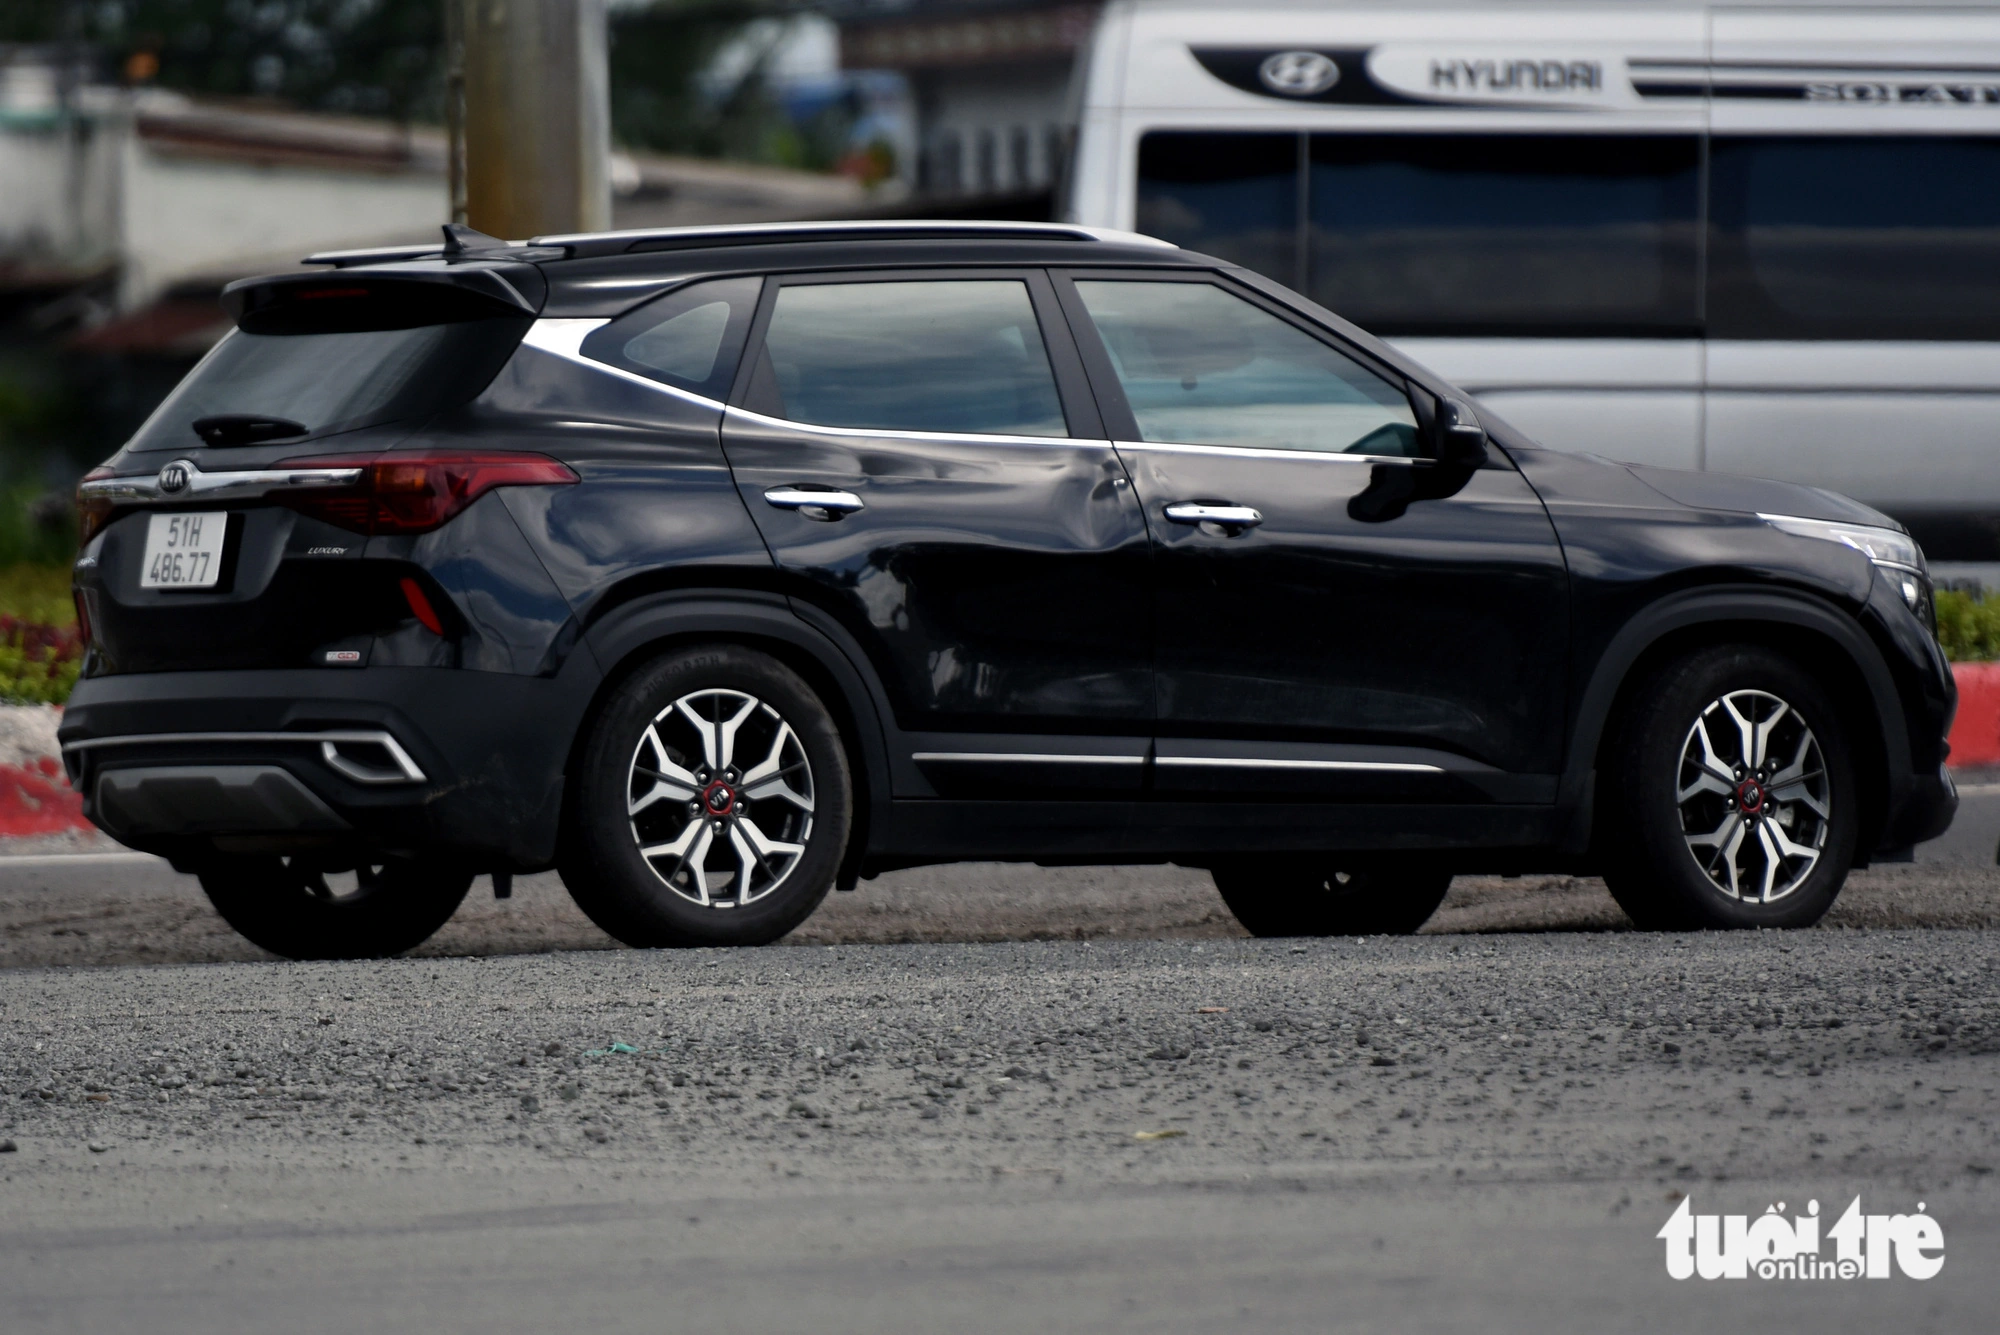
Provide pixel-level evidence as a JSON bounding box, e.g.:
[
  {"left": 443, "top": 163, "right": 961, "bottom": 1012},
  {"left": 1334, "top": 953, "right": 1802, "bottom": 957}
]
[
  {"left": 62, "top": 729, "right": 427, "bottom": 785},
  {"left": 725, "top": 404, "right": 1094, "bottom": 449},
  {"left": 1114, "top": 439, "right": 1421, "bottom": 466}
]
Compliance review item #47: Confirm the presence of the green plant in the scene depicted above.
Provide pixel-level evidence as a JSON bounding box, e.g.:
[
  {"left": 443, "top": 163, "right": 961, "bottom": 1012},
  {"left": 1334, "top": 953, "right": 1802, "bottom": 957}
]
[
  {"left": 1936, "top": 587, "right": 2000, "bottom": 663},
  {"left": 0, "top": 563, "right": 80, "bottom": 705}
]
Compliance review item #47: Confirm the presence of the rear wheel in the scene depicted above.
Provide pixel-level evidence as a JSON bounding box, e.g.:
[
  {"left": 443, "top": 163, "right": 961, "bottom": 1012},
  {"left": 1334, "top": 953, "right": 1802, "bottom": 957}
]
[
  {"left": 199, "top": 855, "right": 473, "bottom": 960},
  {"left": 1212, "top": 857, "right": 1452, "bottom": 937},
  {"left": 559, "top": 645, "right": 851, "bottom": 948},
  {"left": 1599, "top": 645, "right": 1856, "bottom": 930}
]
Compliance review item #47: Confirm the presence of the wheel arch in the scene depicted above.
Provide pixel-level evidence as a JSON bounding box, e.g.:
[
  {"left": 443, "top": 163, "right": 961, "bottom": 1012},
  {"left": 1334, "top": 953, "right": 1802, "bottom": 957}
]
[
  {"left": 1560, "top": 588, "right": 1909, "bottom": 863},
  {"left": 568, "top": 589, "right": 895, "bottom": 887}
]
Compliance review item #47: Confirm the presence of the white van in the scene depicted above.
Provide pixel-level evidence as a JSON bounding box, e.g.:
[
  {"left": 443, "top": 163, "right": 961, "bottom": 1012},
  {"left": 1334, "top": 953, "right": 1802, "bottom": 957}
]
[{"left": 1066, "top": 0, "right": 2000, "bottom": 578}]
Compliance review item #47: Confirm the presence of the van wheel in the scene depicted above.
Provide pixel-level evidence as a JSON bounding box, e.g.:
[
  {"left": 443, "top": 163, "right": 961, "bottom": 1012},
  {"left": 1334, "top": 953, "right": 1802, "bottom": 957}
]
[
  {"left": 559, "top": 645, "right": 851, "bottom": 948},
  {"left": 1212, "top": 858, "right": 1452, "bottom": 936},
  {"left": 199, "top": 855, "right": 473, "bottom": 960},
  {"left": 1599, "top": 645, "right": 1856, "bottom": 930}
]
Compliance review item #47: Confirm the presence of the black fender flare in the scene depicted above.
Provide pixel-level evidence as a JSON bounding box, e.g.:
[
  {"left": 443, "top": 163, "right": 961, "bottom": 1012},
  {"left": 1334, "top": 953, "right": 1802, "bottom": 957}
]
[
  {"left": 1557, "top": 587, "right": 1911, "bottom": 854},
  {"left": 576, "top": 589, "right": 897, "bottom": 885}
]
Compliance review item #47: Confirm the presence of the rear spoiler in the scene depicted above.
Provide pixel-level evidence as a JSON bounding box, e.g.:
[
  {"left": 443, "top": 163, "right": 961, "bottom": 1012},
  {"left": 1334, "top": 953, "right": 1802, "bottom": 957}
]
[{"left": 220, "top": 262, "right": 543, "bottom": 334}]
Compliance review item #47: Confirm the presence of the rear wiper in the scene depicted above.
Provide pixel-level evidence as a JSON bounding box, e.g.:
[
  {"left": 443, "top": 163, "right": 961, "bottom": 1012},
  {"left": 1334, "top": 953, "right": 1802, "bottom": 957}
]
[{"left": 191, "top": 415, "right": 309, "bottom": 447}]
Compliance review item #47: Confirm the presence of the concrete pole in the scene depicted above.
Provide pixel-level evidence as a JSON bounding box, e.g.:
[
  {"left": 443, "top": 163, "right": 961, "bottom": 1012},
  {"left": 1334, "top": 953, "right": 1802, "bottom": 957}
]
[{"left": 459, "top": 0, "right": 611, "bottom": 240}]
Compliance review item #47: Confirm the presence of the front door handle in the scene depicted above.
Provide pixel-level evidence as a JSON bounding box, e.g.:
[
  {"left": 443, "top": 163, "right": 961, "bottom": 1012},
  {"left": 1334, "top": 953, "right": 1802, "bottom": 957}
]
[
  {"left": 1164, "top": 501, "right": 1263, "bottom": 532},
  {"left": 764, "top": 486, "right": 865, "bottom": 522}
]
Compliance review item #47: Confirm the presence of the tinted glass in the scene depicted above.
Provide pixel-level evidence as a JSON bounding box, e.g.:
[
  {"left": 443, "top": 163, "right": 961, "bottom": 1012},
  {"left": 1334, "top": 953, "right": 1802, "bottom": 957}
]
[
  {"left": 1135, "top": 132, "right": 1301, "bottom": 286},
  {"left": 1709, "top": 137, "right": 2000, "bottom": 340},
  {"left": 758, "top": 280, "right": 1067, "bottom": 436},
  {"left": 1307, "top": 134, "right": 1700, "bottom": 335},
  {"left": 1074, "top": 279, "right": 1419, "bottom": 456},
  {"left": 127, "top": 317, "right": 530, "bottom": 452},
  {"left": 580, "top": 275, "right": 760, "bottom": 399}
]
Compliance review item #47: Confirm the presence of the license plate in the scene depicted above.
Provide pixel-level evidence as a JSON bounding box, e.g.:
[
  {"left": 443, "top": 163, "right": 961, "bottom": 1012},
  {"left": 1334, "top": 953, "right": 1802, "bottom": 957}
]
[{"left": 140, "top": 512, "right": 227, "bottom": 590}]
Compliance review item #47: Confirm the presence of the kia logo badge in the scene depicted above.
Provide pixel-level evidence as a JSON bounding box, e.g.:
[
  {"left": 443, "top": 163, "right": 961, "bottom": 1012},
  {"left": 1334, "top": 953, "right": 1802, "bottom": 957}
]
[
  {"left": 158, "top": 461, "right": 192, "bottom": 494},
  {"left": 1259, "top": 50, "right": 1340, "bottom": 97}
]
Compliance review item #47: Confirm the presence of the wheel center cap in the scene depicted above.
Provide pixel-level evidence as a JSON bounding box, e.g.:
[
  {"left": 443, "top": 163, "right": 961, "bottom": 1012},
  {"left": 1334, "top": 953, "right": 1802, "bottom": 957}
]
[
  {"left": 1736, "top": 779, "right": 1765, "bottom": 813},
  {"left": 702, "top": 781, "right": 737, "bottom": 816}
]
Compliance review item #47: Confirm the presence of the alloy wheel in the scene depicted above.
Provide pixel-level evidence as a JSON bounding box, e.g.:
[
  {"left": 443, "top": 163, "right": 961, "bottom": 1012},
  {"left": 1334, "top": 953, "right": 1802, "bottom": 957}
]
[
  {"left": 1675, "top": 688, "right": 1830, "bottom": 904},
  {"left": 626, "top": 687, "right": 815, "bottom": 908}
]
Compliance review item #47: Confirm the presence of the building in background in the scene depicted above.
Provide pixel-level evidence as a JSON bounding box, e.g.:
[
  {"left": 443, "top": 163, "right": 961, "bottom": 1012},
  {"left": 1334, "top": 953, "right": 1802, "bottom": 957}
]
[{"left": 830, "top": 0, "right": 1102, "bottom": 206}]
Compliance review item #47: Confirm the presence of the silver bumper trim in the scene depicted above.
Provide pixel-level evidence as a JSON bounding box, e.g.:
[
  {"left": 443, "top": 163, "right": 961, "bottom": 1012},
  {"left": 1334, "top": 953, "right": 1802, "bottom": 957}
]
[{"left": 61, "top": 729, "right": 427, "bottom": 785}]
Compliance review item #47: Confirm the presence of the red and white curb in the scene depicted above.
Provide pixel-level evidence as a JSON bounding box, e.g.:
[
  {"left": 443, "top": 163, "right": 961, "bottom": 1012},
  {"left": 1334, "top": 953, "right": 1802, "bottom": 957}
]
[{"left": 0, "top": 705, "right": 85, "bottom": 839}]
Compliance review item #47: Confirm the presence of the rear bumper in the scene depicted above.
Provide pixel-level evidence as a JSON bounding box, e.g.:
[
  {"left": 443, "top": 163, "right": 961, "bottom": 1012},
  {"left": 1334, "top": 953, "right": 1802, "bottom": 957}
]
[{"left": 59, "top": 662, "right": 600, "bottom": 868}]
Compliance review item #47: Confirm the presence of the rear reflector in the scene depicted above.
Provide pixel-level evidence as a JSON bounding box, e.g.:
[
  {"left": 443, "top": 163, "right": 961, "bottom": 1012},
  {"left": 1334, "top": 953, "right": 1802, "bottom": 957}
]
[
  {"left": 399, "top": 576, "right": 444, "bottom": 634},
  {"left": 270, "top": 451, "right": 577, "bottom": 536}
]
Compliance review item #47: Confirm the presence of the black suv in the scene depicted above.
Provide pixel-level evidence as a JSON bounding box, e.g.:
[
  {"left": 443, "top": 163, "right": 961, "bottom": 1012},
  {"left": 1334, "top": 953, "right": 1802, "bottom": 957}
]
[{"left": 64, "top": 221, "right": 1957, "bottom": 958}]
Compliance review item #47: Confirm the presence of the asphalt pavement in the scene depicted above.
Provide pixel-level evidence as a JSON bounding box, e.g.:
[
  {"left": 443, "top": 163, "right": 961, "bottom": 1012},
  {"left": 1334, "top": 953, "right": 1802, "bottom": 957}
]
[{"left": 0, "top": 787, "right": 1994, "bottom": 1331}]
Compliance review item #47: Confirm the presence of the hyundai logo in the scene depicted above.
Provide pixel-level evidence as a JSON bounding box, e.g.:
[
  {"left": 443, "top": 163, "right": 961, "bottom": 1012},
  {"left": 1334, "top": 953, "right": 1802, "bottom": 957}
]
[
  {"left": 1259, "top": 50, "right": 1340, "bottom": 97},
  {"left": 158, "top": 461, "right": 193, "bottom": 494}
]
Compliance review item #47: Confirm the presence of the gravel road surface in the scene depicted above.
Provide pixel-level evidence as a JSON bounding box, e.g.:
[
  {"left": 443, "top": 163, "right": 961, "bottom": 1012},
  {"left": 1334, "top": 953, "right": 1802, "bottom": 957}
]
[{"left": 1, "top": 789, "right": 1995, "bottom": 1331}]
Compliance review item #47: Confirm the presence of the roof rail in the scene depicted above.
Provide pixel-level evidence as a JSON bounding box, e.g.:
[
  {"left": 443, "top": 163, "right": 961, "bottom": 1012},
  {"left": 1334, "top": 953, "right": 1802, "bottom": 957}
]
[{"left": 528, "top": 219, "right": 1178, "bottom": 254}]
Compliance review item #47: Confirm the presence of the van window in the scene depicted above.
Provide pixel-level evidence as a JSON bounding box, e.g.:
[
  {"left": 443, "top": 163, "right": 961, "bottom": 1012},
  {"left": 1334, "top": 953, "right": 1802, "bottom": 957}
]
[
  {"left": 1307, "top": 134, "right": 1700, "bottom": 336},
  {"left": 1135, "top": 133, "right": 1301, "bottom": 288},
  {"left": 1074, "top": 279, "right": 1420, "bottom": 456},
  {"left": 755, "top": 280, "right": 1068, "bottom": 437},
  {"left": 1709, "top": 137, "right": 2000, "bottom": 340},
  {"left": 1135, "top": 131, "right": 1700, "bottom": 336}
]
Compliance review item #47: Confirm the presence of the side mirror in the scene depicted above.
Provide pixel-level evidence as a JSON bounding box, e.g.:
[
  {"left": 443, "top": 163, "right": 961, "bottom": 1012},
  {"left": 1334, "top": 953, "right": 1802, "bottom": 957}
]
[{"left": 1435, "top": 396, "right": 1489, "bottom": 468}]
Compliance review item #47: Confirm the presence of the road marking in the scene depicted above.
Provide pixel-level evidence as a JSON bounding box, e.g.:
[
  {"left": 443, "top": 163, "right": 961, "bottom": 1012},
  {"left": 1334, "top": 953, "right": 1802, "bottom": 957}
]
[
  {"left": 0, "top": 852, "right": 165, "bottom": 867},
  {"left": 1955, "top": 783, "right": 2000, "bottom": 796}
]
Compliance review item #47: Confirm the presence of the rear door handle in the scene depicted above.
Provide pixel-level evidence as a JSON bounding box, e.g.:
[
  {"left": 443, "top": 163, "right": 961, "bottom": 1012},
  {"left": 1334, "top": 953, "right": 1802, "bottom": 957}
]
[
  {"left": 764, "top": 486, "right": 865, "bottom": 521},
  {"left": 1164, "top": 502, "right": 1262, "bottom": 530}
]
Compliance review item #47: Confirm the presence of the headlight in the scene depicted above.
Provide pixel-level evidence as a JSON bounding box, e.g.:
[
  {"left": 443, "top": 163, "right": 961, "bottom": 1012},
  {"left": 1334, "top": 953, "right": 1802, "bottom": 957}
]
[{"left": 1759, "top": 512, "right": 1934, "bottom": 627}]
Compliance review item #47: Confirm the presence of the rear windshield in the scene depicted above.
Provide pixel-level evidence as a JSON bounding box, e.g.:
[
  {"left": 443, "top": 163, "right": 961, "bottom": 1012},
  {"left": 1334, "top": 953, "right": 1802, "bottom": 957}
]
[{"left": 126, "top": 316, "right": 530, "bottom": 452}]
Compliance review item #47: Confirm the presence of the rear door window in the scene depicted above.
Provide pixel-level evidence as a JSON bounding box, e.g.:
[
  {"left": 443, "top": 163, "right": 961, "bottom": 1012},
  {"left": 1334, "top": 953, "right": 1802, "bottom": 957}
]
[
  {"left": 1072, "top": 278, "right": 1420, "bottom": 456},
  {"left": 127, "top": 317, "right": 529, "bottom": 452},
  {"left": 747, "top": 279, "right": 1069, "bottom": 437},
  {"left": 1708, "top": 136, "right": 2000, "bottom": 340}
]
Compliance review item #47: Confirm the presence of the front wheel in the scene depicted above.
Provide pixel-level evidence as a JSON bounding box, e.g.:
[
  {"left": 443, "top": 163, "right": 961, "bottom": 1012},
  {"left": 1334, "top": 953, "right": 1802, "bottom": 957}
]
[
  {"left": 199, "top": 855, "right": 473, "bottom": 960},
  {"left": 1212, "top": 858, "right": 1452, "bottom": 937},
  {"left": 559, "top": 644, "right": 852, "bottom": 948},
  {"left": 1599, "top": 645, "right": 1856, "bottom": 930}
]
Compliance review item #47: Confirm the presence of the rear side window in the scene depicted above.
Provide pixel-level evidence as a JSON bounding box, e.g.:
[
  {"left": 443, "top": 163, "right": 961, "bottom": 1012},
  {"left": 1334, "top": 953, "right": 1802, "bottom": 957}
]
[
  {"left": 1709, "top": 136, "right": 2000, "bottom": 340},
  {"left": 1073, "top": 279, "right": 1420, "bottom": 456},
  {"left": 751, "top": 279, "right": 1068, "bottom": 437},
  {"left": 580, "top": 275, "right": 761, "bottom": 399},
  {"left": 128, "top": 317, "right": 529, "bottom": 452}
]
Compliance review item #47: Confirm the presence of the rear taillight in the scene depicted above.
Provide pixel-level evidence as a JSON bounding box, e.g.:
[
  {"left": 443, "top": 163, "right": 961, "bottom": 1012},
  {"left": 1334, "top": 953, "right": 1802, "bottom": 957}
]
[
  {"left": 77, "top": 466, "right": 116, "bottom": 544},
  {"left": 270, "top": 451, "right": 578, "bottom": 536}
]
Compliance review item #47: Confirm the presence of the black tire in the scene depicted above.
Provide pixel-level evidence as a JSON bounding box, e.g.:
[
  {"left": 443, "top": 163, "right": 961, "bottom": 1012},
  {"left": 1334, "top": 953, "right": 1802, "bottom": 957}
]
[
  {"left": 1599, "top": 644, "right": 1856, "bottom": 930},
  {"left": 1212, "top": 857, "right": 1453, "bottom": 937},
  {"left": 199, "top": 855, "right": 473, "bottom": 960},
  {"left": 558, "top": 644, "right": 851, "bottom": 948}
]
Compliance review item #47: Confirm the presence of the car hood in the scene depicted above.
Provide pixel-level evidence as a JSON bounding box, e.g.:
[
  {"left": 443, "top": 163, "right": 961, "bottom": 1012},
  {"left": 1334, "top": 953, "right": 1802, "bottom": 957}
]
[{"left": 1623, "top": 463, "right": 1900, "bottom": 530}]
